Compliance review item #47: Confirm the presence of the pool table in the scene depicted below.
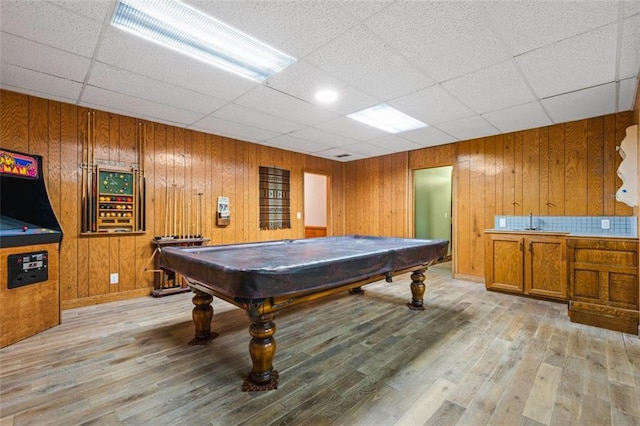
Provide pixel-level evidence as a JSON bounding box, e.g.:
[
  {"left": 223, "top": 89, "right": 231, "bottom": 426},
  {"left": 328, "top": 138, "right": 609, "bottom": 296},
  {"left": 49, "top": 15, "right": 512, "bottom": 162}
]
[{"left": 158, "top": 235, "right": 448, "bottom": 391}]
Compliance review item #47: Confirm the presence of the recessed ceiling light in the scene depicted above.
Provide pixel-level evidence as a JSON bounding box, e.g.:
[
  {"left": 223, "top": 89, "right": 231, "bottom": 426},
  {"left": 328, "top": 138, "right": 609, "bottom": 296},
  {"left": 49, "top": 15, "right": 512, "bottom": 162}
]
[
  {"left": 347, "top": 104, "right": 428, "bottom": 134},
  {"left": 111, "top": 0, "right": 296, "bottom": 82},
  {"left": 315, "top": 90, "right": 338, "bottom": 104}
]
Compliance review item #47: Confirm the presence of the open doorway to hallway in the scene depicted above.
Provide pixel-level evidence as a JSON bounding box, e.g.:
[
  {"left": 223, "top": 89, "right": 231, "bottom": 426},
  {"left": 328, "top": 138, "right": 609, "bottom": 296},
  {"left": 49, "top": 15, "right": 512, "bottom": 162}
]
[
  {"left": 304, "top": 172, "right": 329, "bottom": 238},
  {"left": 414, "top": 166, "right": 453, "bottom": 259}
]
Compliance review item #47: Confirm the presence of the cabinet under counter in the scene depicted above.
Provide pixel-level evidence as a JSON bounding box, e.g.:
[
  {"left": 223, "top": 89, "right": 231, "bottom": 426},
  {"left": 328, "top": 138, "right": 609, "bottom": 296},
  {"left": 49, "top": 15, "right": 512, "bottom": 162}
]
[
  {"left": 567, "top": 237, "right": 639, "bottom": 335},
  {"left": 484, "top": 230, "right": 568, "bottom": 301}
]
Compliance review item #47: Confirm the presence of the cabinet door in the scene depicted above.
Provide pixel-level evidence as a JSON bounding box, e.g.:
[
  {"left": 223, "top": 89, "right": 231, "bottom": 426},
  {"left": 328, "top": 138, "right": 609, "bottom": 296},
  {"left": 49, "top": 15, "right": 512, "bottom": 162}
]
[
  {"left": 525, "top": 236, "right": 566, "bottom": 300},
  {"left": 485, "top": 234, "right": 524, "bottom": 293}
]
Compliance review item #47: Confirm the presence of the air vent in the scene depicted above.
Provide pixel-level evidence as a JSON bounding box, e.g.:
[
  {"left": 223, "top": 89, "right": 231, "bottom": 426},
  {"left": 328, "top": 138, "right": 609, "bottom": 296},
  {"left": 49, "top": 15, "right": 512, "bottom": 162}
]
[{"left": 335, "top": 153, "right": 351, "bottom": 158}]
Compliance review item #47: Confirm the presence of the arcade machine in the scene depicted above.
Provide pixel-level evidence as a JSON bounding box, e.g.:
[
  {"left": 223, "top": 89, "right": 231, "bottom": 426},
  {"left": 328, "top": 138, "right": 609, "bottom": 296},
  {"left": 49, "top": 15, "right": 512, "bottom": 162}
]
[{"left": 0, "top": 148, "right": 63, "bottom": 348}]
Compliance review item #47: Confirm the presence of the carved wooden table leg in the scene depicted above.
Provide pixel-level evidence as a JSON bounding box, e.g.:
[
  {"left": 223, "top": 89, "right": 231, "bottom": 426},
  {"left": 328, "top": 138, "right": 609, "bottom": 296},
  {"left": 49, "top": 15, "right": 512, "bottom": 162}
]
[
  {"left": 189, "top": 289, "right": 218, "bottom": 345},
  {"left": 407, "top": 268, "right": 427, "bottom": 310},
  {"left": 243, "top": 312, "right": 278, "bottom": 391}
]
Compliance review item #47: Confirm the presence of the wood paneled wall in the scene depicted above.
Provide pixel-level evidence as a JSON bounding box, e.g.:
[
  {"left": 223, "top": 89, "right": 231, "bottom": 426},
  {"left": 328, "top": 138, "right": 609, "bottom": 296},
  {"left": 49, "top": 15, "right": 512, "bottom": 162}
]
[
  {"left": 347, "top": 113, "right": 635, "bottom": 281},
  {"left": 0, "top": 90, "right": 344, "bottom": 308},
  {"left": 1, "top": 88, "right": 637, "bottom": 304}
]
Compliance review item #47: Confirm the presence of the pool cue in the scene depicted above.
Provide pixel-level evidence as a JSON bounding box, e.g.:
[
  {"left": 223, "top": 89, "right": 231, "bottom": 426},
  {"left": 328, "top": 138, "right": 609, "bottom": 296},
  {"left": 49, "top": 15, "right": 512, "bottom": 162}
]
[
  {"left": 173, "top": 184, "right": 177, "bottom": 237},
  {"left": 197, "top": 192, "right": 202, "bottom": 237},
  {"left": 81, "top": 113, "right": 88, "bottom": 232},
  {"left": 164, "top": 185, "right": 168, "bottom": 237},
  {"left": 182, "top": 188, "right": 185, "bottom": 238},
  {"left": 88, "top": 111, "right": 95, "bottom": 232}
]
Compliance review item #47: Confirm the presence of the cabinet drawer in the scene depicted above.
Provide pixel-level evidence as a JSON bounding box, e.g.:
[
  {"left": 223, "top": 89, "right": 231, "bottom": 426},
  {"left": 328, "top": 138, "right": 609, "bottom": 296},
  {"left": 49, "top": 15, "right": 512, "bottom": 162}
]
[{"left": 574, "top": 248, "right": 636, "bottom": 266}]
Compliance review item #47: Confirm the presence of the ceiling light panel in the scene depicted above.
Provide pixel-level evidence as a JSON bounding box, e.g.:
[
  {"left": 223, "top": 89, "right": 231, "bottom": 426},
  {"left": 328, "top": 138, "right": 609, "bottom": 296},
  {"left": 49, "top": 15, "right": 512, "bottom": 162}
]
[
  {"left": 347, "top": 104, "right": 428, "bottom": 134},
  {"left": 111, "top": 0, "right": 296, "bottom": 82}
]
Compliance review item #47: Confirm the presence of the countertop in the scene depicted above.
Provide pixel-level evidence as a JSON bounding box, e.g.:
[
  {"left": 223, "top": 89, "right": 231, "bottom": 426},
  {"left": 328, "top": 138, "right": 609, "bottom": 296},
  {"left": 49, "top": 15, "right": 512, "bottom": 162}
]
[{"left": 484, "top": 229, "right": 637, "bottom": 239}]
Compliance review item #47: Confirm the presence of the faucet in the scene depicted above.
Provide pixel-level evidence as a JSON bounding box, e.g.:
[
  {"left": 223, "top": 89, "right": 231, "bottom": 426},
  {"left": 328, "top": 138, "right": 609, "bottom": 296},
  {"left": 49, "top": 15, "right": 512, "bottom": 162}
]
[{"left": 525, "top": 213, "right": 537, "bottom": 230}]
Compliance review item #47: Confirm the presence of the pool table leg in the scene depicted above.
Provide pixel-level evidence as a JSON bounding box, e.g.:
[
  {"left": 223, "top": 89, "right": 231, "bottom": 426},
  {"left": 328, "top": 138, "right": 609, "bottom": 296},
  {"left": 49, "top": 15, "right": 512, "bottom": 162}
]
[
  {"left": 189, "top": 289, "right": 219, "bottom": 345},
  {"left": 243, "top": 312, "right": 278, "bottom": 391},
  {"left": 407, "top": 268, "right": 427, "bottom": 310}
]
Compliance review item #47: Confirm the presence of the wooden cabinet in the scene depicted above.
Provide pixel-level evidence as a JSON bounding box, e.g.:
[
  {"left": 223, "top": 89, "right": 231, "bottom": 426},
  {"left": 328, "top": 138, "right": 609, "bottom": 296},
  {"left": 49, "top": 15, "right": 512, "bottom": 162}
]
[
  {"left": 485, "top": 231, "right": 567, "bottom": 301},
  {"left": 568, "top": 238, "right": 639, "bottom": 334}
]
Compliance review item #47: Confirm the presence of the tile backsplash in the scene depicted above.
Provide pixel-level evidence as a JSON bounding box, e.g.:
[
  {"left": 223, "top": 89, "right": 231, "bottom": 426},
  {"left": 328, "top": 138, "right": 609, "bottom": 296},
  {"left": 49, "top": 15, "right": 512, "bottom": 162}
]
[{"left": 493, "top": 215, "right": 637, "bottom": 237}]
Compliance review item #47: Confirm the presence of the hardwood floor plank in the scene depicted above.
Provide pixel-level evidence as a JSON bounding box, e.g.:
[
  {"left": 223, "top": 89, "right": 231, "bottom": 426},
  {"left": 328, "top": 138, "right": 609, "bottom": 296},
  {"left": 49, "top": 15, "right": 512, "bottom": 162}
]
[
  {"left": 1, "top": 263, "right": 638, "bottom": 426},
  {"left": 395, "top": 377, "right": 457, "bottom": 425},
  {"left": 522, "top": 362, "right": 563, "bottom": 425}
]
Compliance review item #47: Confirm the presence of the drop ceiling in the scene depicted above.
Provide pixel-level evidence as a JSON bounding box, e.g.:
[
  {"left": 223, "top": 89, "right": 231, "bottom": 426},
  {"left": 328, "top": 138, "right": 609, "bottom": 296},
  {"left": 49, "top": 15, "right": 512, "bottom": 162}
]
[{"left": 1, "top": 1, "right": 638, "bottom": 162}]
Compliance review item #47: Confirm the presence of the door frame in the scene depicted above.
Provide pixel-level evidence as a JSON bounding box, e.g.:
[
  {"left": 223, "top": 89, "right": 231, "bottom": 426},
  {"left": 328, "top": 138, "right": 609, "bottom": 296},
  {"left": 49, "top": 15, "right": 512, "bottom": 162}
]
[
  {"left": 409, "top": 164, "right": 456, "bottom": 275},
  {"left": 303, "top": 170, "right": 331, "bottom": 237}
]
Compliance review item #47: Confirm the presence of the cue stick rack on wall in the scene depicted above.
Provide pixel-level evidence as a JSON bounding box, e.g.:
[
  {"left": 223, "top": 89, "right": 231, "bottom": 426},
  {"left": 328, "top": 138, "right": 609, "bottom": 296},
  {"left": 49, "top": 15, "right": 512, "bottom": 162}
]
[{"left": 80, "top": 111, "right": 146, "bottom": 235}]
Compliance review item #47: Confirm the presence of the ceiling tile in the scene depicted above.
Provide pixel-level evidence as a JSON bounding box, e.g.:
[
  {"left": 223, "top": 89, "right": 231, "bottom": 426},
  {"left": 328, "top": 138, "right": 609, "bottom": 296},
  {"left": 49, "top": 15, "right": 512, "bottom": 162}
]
[
  {"left": 88, "top": 62, "right": 228, "bottom": 115},
  {"left": 388, "top": 85, "right": 475, "bottom": 126},
  {"left": 541, "top": 83, "right": 617, "bottom": 124},
  {"left": 191, "top": 0, "right": 357, "bottom": 58},
  {"left": 623, "top": 1, "right": 640, "bottom": 17},
  {"left": 286, "top": 127, "right": 359, "bottom": 148},
  {"left": 305, "top": 25, "right": 433, "bottom": 100},
  {"left": 482, "top": 101, "right": 552, "bottom": 133},
  {"left": 400, "top": 126, "right": 458, "bottom": 147},
  {"left": 435, "top": 116, "right": 499, "bottom": 141},
  {"left": 367, "top": 135, "right": 423, "bottom": 153},
  {"left": 314, "top": 117, "right": 388, "bottom": 142},
  {"left": 265, "top": 135, "right": 333, "bottom": 154},
  {"left": 234, "top": 86, "right": 338, "bottom": 126},
  {"left": 212, "top": 103, "right": 304, "bottom": 134},
  {"left": 1, "top": 33, "right": 91, "bottom": 82},
  {"left": 342, "top": 142, "right": 394, "bottom": 157},
  {"left": 484, "top": 1, "right": 618, "bottom": 55},
  {"left": 53, "top": 0, "right": 112, "bottom": 21},
  {"left": 619, "top": 77, "right": 638, "bottom": 111},
  {"left": 517, "top": 24, "right": 617, "bottom": 99},
  {"left": 191, "top": 116, "right": 278, "bottom": 143},
  {"left": 1, "top": 0, "right": 103, "bottom": 57},
  {"left": 81, "top": 86, "right": 205, "bottom": 126},
  {"left": 364, "top": 2, "right": 508, "bottom": 82},
  {"left": 620, "top": 14, "right": 640, "bottom": 80},
  {"left": 0, "top": 63, "right": 82, "bottom": 102},
  {"left": 442, "top": 61, "right": 536, "bottom": 114}
]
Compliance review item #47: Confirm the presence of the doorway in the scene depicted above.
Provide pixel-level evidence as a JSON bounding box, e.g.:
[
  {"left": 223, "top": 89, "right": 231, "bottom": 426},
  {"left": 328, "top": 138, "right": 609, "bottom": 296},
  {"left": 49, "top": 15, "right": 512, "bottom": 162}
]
[
  {"left": 304, "top": 172, "right": 329, "bottom": 238},
  {"left": 414, "top": 166, "right": 453, "bottom": 257}
]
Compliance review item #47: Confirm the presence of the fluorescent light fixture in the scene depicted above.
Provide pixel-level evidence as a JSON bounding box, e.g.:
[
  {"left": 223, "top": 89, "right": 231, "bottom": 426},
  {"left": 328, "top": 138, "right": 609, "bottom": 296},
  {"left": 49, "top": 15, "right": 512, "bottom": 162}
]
[
  {"left": 315, "top": 90, "right": 338, "bottom": 104},
  {"left": 347, "top": 104, "right": 428, "bottom": 133},
  {"left": 111, "top": 0, "right": 296, "bottom": 82}
]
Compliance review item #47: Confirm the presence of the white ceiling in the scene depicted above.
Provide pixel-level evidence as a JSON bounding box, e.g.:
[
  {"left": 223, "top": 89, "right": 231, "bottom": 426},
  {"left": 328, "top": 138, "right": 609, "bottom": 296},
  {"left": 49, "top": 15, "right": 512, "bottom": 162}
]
[{"left": 1, "top": 1, "right": 639, "bottom": 162}]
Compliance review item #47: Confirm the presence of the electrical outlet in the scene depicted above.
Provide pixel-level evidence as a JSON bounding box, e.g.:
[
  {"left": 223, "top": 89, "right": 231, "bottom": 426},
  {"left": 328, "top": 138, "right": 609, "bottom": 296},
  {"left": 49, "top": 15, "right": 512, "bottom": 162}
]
[
  {"left": 601, "top": 219, "right": 610, "bottom": 230},
  {"left": 499, "top": 218, "right": 506, "bottom": 228},
  {"left": 110, "top": 273, "right": 119, "bottom": 284}
]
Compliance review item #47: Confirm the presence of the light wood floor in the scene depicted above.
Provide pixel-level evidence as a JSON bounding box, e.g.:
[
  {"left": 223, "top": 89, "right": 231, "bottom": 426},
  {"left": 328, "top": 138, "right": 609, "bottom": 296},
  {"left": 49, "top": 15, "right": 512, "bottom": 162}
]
[{"left": 2, "top": 263, "right": 640, "bottom": 425}]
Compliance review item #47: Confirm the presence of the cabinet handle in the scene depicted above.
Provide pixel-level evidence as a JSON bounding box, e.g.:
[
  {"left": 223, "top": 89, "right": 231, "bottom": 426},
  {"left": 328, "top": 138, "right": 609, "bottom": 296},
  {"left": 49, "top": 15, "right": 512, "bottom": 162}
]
[
  {"left": 519, "top": 241, "right": 523, "bottom": 251},
  {"left": 528, "top": 242, "right": 532, "bottom": 252}
]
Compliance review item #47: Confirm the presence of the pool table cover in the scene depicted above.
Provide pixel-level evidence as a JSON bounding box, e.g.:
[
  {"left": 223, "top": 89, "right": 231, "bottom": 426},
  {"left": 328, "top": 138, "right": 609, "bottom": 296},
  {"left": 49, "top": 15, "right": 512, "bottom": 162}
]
[{"left": 158, "top": 235, "right": 448, "bottom": 301}]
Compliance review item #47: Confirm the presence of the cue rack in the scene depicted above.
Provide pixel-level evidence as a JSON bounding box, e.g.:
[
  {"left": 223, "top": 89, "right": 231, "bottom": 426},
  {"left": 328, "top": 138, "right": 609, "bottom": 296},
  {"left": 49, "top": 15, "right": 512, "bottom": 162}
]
[
  {"left": 80, "top": 112, "right": 146, "bottom": 234},
  {"left": 146, "top": 186, "right": 209, "bottom": 297}
]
